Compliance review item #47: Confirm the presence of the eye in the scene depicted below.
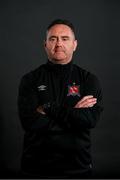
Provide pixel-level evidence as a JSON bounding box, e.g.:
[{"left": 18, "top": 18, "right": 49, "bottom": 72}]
[
  {"left": 49, "top": 37, "right": 57, "bottom": 42},
  {"left": 51, "top": 38, "right": 56, "bottom": 41},
  {"left": 62, "top": 37, "right": 69, "bottom": 41}
]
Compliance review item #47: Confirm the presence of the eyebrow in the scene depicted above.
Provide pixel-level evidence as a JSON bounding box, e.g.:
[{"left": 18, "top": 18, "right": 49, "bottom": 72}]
[
  {"left": 49, "top": 35, "right": 70, "bottom": 39},
  {"left": 49, "top": 36, "right": 57, "bottom": 39}
]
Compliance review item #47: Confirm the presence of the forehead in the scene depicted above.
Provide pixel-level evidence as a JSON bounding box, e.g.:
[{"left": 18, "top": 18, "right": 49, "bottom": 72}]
[{"left": 47, "top": 24, "right": 74, "bottom": 37}]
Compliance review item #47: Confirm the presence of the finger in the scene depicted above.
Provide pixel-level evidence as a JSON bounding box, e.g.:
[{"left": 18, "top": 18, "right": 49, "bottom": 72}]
[
  {"left": 75, "top": 98, "right": 97, "bottom": 108},
  {"left": 81, "top": 99, "right": 97, "bottom": 107},
  {"left": 76, "top": 97, "right": 97, "bottom": 107},
  {"left": 85, "top": 101, "right": 97, "bottom": 107},
  {"left": 75, "top": 102, "right": 96, "bottom": 108},
  {"left": 80, "top": 95, "right": 94, "bottom": 103},
  {"left": 36, "top": 106, "right": 46, "bottom": 114}
]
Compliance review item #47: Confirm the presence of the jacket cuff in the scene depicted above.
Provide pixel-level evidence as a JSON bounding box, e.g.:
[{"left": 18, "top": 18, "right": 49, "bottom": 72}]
[{"left": 43, "top": 102, "right": 51, "bottom": 114}]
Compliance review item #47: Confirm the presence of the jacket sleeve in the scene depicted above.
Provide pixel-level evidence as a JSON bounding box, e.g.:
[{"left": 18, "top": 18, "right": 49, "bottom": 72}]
[
  {"left": 18, "top": 74, "right": 51, "bottom": 131},
  {"left": 44, "top": 73, "right": 103, "bottom": 129}
]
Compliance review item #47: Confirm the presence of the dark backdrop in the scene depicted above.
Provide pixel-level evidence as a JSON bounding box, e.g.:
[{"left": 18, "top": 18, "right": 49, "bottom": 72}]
[{"left": 0, "top": 0, "right": 120, "bottom": 178}]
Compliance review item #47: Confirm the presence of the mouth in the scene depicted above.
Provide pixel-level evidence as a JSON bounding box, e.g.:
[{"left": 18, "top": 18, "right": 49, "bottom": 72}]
[
  {"left": 55, "top": 48, "right": 64, "bottom": 53},
  {"left": 55, "top": 51, "right": 63, "bottom": 53},
  {"left": 55, "top": 49, "right": 64, "bottom": 53}
]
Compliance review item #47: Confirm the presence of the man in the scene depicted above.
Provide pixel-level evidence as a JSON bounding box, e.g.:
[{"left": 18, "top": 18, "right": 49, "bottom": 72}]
[{"left": 18, "top": 19, "right": 103, "bottom": 178}]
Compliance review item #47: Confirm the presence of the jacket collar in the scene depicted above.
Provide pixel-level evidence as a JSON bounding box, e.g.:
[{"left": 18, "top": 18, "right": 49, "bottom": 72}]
[{"left": 46, "top": 59, "right": 73, "bottom": 75}]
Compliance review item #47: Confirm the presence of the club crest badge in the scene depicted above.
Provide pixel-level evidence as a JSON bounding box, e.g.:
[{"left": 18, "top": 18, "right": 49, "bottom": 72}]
[{"left": 67, "top": 82, "right": 80, "bottom": 97}]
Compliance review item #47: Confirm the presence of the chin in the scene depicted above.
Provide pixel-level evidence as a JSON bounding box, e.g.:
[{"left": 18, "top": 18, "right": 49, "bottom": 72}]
[{"left": 53, "top": 58, "right": 70, "bottom": 64}]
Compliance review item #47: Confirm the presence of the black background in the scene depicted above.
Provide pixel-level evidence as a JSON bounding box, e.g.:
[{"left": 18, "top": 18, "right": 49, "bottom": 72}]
[{"left": 0, "top": 0, "right": 120, "bottom": 178}]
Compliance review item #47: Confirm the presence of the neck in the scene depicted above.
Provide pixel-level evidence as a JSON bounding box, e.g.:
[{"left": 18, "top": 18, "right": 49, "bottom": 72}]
[
  {"left": 46, "top": 59, "right": 73, "bottom": 78},
  {"left": 48, "top": 58, "right": 72, "bottom": 65}
]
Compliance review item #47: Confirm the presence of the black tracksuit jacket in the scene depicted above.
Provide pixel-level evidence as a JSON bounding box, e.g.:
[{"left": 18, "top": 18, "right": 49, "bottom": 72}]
[{"left": 18, "top": 60, "right": 103, "bottom": 178}]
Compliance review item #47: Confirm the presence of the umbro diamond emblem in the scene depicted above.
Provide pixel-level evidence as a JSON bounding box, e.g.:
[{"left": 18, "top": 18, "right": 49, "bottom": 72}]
[{"left": 37, "top": 85, "right": 47, "bottom": 91}]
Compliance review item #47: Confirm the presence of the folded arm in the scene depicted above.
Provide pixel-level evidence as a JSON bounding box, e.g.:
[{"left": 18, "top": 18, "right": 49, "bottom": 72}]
[{"left": 36, "top": 74, "right": 103, "bottom": 129}]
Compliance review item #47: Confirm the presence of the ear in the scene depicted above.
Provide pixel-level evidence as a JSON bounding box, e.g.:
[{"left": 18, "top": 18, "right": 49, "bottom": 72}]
[
  {"left": 73, "top": 40, "right": 78, "bottom": 51},
  {"left": 44, "top": 40, "right": 46, "bottom": 49}
]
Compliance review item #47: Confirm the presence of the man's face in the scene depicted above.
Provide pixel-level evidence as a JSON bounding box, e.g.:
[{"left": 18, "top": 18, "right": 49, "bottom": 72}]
[{"left": 44, "top": 24, "right": 77, "bottom": 64}]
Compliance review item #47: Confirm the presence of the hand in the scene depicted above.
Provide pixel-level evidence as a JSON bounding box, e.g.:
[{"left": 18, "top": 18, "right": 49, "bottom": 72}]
[
  {"left": 36, "top": 106, "right": 46, "bottom": 115},
  {"left": 74, "top": 95, "right": 97, "bottom": 108}
]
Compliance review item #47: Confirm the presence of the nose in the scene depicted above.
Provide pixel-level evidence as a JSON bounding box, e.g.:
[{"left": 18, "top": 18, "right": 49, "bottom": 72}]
[{"left": 56, "top": 38, "right": 62, "bottom": 46}]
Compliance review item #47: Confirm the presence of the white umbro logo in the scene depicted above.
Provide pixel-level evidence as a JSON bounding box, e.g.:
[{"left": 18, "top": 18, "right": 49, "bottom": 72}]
[{"left": 37, "top": 85, "right": 47, "bottom": 91}]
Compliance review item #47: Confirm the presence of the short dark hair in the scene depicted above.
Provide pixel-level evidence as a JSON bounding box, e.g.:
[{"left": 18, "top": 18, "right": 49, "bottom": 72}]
[{"left": 46, "top": 19, "right": 76, "bottom": 37}]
